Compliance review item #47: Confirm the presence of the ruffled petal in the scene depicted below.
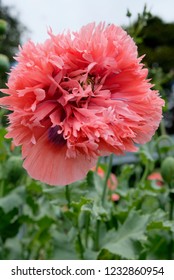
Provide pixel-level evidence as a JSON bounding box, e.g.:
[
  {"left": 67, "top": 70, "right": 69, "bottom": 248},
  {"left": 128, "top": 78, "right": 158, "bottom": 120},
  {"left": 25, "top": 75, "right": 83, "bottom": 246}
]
[{"left": 23, "top": 132, "right": 97, "bottom": 185}]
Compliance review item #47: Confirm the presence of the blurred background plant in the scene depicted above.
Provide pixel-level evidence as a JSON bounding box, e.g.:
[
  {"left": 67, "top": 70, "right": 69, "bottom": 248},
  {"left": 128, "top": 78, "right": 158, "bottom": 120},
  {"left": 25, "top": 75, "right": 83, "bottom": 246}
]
[
  {"left": 0, "top": 0, "right": 26, "bottom": 87},
  {"left": 126, "top": 5, "right": 174, "bottom": 134},
  {"left": 0, "top": 3, "right": 174, "bottom": 260}
]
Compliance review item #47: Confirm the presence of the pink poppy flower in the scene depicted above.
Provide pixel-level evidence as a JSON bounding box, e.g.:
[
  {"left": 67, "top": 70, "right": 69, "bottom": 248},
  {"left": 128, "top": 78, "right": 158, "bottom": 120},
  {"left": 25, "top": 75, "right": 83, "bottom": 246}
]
[
  {"left": 0, "top": 23, "right": 164, "bottom": 186},
  {"left": 111, "top": 193, "right": 120, "bottom": 202},
  {"left": 147, "top": 172, "right": 164, "bottom": 187}
]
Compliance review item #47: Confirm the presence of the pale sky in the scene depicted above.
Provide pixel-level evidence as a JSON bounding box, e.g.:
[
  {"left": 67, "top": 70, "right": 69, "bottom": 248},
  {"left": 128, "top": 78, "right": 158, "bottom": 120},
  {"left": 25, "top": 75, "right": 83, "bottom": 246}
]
[{"left": 2, "top": 0, "right": 174, "bottom": 43}]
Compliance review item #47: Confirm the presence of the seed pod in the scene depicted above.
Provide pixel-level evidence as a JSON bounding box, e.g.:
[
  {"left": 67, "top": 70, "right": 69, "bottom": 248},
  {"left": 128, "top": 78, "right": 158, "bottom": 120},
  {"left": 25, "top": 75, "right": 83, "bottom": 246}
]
[{"left": 161, "top": 157, "right": 174, "bottom": 185}]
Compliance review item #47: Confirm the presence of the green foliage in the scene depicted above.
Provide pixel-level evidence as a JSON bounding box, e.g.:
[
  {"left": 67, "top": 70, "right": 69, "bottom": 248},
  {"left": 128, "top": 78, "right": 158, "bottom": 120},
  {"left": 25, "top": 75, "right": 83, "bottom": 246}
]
[
  {"left": 138, "top": 17, "right": 174, "bottom": 73},
  {"left": 0, "top": 3, "right": 26, "bottom": 62},
  {"left": 126, "top": 6, "right": 174, "bottom": 135},
  {"left": 126, "top": 5, "right": 152, "bottom": 44},
  {"left": 126, "top": 7, "right": 174, "bottom": 74},
  {"left": 102, "top": 210, "right": 149, "bottom": 259},
  {"left": 0, "top": 54, "right": 9, "bottom": 73},
  {"left": 0, "top": 19, "right": 8, "bottom": 35},
  {"left": 0, "top": 2, "right": 27, "bottom": 88}
]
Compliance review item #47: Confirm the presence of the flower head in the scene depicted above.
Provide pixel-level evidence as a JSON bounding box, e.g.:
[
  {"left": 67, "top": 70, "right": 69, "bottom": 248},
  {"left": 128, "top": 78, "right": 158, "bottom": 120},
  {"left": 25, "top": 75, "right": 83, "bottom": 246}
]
[
  {"left": 111, "top": 193, "right": 120, "bottom": 202},
  {"left": 0, "top": 23, "right": 164, "bottom": 185},
  {"left": 147, "top": 172, "right": 164, "bottom": 187}
]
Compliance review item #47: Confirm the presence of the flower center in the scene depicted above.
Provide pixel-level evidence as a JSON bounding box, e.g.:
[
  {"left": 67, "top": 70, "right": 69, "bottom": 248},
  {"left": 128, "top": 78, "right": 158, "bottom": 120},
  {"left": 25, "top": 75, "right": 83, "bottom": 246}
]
[{"left": 48, "top": 125, "right": 66, "bottom": 146}]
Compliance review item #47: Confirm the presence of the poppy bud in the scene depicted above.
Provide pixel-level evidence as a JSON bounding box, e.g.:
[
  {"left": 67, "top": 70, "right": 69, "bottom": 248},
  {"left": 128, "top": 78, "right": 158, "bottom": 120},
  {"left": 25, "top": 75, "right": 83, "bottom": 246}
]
[
  {"left": 0, "top": 54, "right": 10, "bottom": 73},
  {"left": 6, "top": 156, "right": 24, "bottom": 183},
  {"left": 0, "top": 19, "right": 8, "bottom": 35},
  {"left": 161, "top": 157, "right": 174, "bottom": 185}
]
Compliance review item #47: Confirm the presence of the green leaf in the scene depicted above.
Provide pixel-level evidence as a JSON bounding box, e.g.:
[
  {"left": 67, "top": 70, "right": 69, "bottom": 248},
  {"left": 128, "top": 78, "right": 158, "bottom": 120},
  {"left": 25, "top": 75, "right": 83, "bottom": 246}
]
[
  {"left": 5, "top": 156, "right": 24, "bottom": 183},
  {"left": 86, "top": 171, "right": 103, "bottom": 196},
  {"left": 0, "top": 208, "right": 20, "bottom": 240},
  {"left": 148, "top": 219, "right": 174, "bottom": 232},
  {"left": 71, "top": 197, "right": 93, "bottom": 213},
  {"left": 0, "top": 192, "right": 23, "bottom": 213},
  {"left": 3, "top": 237, "right": 22, "bottom": 259},
  {"left": 97, "top": 248, "right": 120, "bottom": 260},
  {"left": 0, "top": 127, "right": 9, "bottom": 161},
  {"left": 102, "top": 210, "right": 149, "bottom": 259},
  {"left": 141, "top": 196, "right": 160, "bottom": 213},
  {"left": 83, "top": 249, "right": 98, "bottom": 260},
  {"left": 139, "top": 145, "right": 154, "bottom": 164},
  {"left": 143, "top": 230, "right": 170, "bottom": 259},
  {"left": 51, "top": 231, "right": 78, "bottom": 260},
  {"left": 26, "top": 181, "right": 43, "bottom": 194},
  {"left": 118, "top": 164, "right": 135, "bottom": 189},
  {"left": 92, "top": 202, "right": 109, "bottom": 220}
]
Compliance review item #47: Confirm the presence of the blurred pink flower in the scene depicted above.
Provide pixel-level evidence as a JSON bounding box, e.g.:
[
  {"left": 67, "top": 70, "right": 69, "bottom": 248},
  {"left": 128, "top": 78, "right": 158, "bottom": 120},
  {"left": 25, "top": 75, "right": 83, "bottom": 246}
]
[
  {"left": 0, "top": 23, "right": 164, "bottom": 185},
  {"left": 93, "top": 166, "right": 118, "bottom": 190},
  {"left": 147, "top": 172, "right": 164, "bottom": 187},
  {"left": 111, "top": 193, "right": 120, "bottom": 202}
]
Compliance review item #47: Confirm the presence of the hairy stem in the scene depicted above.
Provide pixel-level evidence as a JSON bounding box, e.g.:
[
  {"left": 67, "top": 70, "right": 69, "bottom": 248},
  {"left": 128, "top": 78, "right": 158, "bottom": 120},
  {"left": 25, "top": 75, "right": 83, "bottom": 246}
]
[
  {"left": 102, "top": 154, "right": 113, "bottom": 205},
  {"left": 156, "top": 135, "right": 174, "bottom": 147},
  {"left": 65, "top": 185, "right": 71, "bottom": 208},
  {"left": 95, "top": 156, "right": 101, "bottom": 172},
  {"left": 169, "top": 183, "right": 174, "bottom": 260},
  {"left": 85, "top": 213, "right": 90, "bottom": 248},
  {"left": 77, "top": 231, "right": 84, "bottom": 259},
  {"left": 140, "top": 162, "right": 149, "bottom": 184},
  {"left": 159, "top": 119, "right": 167, "bottom": 136},
  {"left": 94, "top": 219, "right": 100, "bottom": 251}
]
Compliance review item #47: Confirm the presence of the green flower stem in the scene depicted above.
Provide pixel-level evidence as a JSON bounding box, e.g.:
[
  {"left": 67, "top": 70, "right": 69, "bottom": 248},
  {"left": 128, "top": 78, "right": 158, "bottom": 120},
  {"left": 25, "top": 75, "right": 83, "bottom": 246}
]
[
  {"left": 85, "top": 212, "right": 90, "bottom": 248},
  {"left": 140, "top": 162, "right": 149, "bottom": 184},
  {"left": 65, "top": 185, "right": 71, "bottom": 208},
  {"left": 0, "top": 181, "right": 4, "bottom": 197},
  {"left": 169, "top": 199, "right": 174, "bottom": 221},
  {"left": 94, "top": 219, "right": 100, "bottom": 251},
  {"left": 156, "top": 144, "right": 162, "bottom": 162},
  {"left": 95, "top": 156, "right": 101, "bottom": 172},
  {"left": 155, "top": 135, "right": 174, "bottom": 147},
  {"left": 77, "top": 230, "right": 84, "bottom": 259},
  {"left": 159, "top": 119, "right": 167, "bottom": 136},
  {"left": 169, "top": 182, "right": 174, "bottom": 221},
  {"left": 155, "top": 135, "right": 174, "bottom": 161},
  {"left": 169, "top": 183, "right": 174, "bottom": 260},
  {"left": 102, "top": 154, "right": 113, "bottom": 205}
]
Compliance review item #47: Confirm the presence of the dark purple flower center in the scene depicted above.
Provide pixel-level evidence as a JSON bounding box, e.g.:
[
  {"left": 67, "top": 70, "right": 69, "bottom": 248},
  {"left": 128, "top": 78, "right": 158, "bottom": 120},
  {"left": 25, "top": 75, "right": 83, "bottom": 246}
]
[{"left": 48, "top": 125, "right": 66, "bottom": 146}]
